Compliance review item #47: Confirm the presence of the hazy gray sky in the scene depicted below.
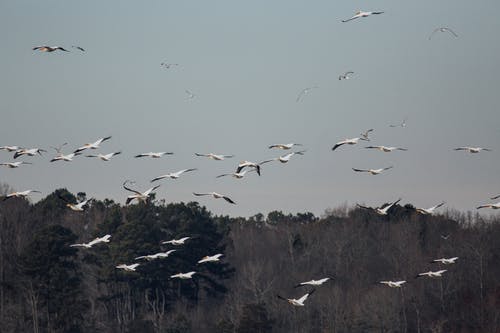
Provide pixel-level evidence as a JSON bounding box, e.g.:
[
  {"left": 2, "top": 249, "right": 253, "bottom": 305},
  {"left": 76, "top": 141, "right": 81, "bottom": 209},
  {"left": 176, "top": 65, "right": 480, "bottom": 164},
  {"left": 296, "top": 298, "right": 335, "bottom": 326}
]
[{"left": 1, "top": 0, "right": 499, "bottom": 217}]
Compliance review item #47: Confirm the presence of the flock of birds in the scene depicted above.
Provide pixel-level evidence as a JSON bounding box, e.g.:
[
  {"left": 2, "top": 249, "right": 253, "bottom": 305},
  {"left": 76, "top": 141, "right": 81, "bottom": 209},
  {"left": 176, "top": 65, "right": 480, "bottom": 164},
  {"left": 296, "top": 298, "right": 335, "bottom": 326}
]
[{"left": 1, "top": 7, "right": 498, "bottom": 311}]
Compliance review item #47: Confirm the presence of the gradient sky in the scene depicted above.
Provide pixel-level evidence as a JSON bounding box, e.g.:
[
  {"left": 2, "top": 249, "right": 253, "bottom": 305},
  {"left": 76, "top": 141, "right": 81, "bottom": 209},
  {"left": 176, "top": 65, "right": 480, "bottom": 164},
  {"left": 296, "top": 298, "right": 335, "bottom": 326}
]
[{"left": 1, "top": 0, "right": 499, "bottom": 217}]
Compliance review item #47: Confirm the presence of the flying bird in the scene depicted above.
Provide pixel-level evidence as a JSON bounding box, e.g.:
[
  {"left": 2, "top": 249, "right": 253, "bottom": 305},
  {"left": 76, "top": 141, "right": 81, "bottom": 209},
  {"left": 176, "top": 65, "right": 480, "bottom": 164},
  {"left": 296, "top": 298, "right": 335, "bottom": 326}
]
[
  {"left": 150, "top": 168, "right": 197, "bottom": 182},
  {"left": 296, "top": 86, "right": 319, "bottom": 102},
  {"left": 235, "top": 160, "right": 274, "bottom": 176},
  {"left": 416, "top": 270, "right": 447, "bottom": 278},
  {"left": 60, "top": 196, "right": 92, "bottom": 212},
  {"left": 185, "top": 89, "right": 196, "bottom": 100},
  {"left": 33, "top": 45, "right": 69, "bottom": 52},
  {"left": 14, "top": 148, "right": 46, "bottom": 159},
  {"left": 294, "top": 277, "right": 332, "bottom": 288},
  {"left": 74, "top": 136, "right": 112, "bottom": 153},
  {"left": 170, "top": 271, "right": 196, "bottom": 279},
  {"left": 134, "top": 152, "right": 173, "bottom": 158},
  {"left": 116, "top": 263, "right": 140, "bottom": 272},
  {"left": 268, "top": 143, "right": 303, "bottom": 150},
  {"left": 357, "top": 198, "right": 401, "bottom": 215},
  {"left": 70, "top": 234, "right": 111, "bottom": 248},
  {"left": 360, "top": 129, "right": 374, "bottom": 141},
  {"left": 432, "top": 257, "right": 458, "bottom": 265},
  {"left": 195, "top": 153, "right": 234, "bottom": 161},
  {"left": 277, "top": 289, "right": 315, "bottom": 307},
  {"left": 389, "top": 118, "right": 407, "bottom": 128},
  {"left": 476, "top": 202, "right": 500, "bottom": 210},
  {"left": 272, "top": 151, "right": 306, "bottom": 163},
  {"left": 161, "top": 63, "right": 179, "bottom": 69},
  {"left": 86, "top": 152, "right": 121, "bottom": 161},
  {"left": 440, "top": 234, "right": 450, "bottom": 240},
  {"left": 50, "top": 152, "right": 81, "bottom": 162},
  {"left": 365, "top": 145, "right": 407, "bottom": 152},
  {"left": 352, "top": 166, "right": 393, "bottom": 175},
  {"left": 216, "top": 169, "right": 256, "bottom": 179},
  {"left": 193, "top": 192, "right": 236, "bottom": 204},
  {"left": 0, "top": 161, "right": 32, "bottom": 168},
  {"left": 454, "top": 147, "right": 491, "bottom": 153},
  {"left": 2, "top": 190, "right": 41, "bottom": 201},
  {"left": 135, "top": 250, "right": 176, "bottom": 261},
  {"left": 416, "top": 202, "right": 446, "bottom": 215},
  {"left": 198, "top": 253, "right": 223, "bottom": 264},
  {"left": 339, "top": 71, "right": 354, "bottom": 80},
  {"left": 342, "top": 11, "right": 384, "bottom": 23},
  {"left": 0, "top": 146, "right": 22, "bottom": 152},
  {"left": 429, "top": 27, "right": 458, "bottom": 40},
  {"left": 332, "top": 137, "right": 367, "bottom": 151},
  {"left": 123, "top": 181, "right": 160, "bottom": 205},
  {"left": 71, "top": 46, "right": 85, "bottom": 52},
  {"left": 50, "top": 143, "right": 81, "bottom": 162},
  {"left": 161, "top": 237, "right": 191, "bottom": 245},
  {"left": 379, "top": 280, "right": 407, "bottom": 288},
  {"left": 491, "top": 194, "right": 500, "bottom": 200}
]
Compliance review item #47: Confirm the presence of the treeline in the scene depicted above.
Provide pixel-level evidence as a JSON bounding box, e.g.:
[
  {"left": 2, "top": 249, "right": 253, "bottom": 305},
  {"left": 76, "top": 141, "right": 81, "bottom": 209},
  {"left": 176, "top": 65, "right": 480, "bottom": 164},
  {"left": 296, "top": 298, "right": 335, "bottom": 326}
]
[{"left": 0, "top": 187, "right": 499, "bottom": 333}]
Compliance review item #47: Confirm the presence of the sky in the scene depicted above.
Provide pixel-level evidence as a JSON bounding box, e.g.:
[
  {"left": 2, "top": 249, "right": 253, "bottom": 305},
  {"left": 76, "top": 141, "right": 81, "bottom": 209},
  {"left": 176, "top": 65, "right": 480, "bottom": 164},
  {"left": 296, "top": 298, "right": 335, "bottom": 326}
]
[{"left": 1, "top": 0, "right": 499, "bottom": 217}]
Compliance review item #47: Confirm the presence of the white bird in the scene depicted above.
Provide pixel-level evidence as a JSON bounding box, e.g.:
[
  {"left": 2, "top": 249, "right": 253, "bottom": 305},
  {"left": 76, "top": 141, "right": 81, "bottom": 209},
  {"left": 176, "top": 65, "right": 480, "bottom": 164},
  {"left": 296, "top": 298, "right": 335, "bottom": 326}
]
[
  {"left": 67, "top": 199, "right": 92, "bottom": 212},
  {"left": 116, "top": 263, "right": 140, "bottom": 272},
  {"left": 198, "top": 253, "right": 223, "bottom": 264},
  {"left": 271, "top": 150, "right": 306, "bottom": 163},
  {"left": 429, "top": 27, "right": 458, "bottom": 40},
  {"left": 390, "top": 118, "right": 407, "bottom": 128},
  {"left": 50, "top": 152, "right": 81, "bottom": 162},
  {"left": 0, "top": 161, "right": 32, "bottom": 168},
  {"left": 216, "top": 169, "right": 256, "bottom": 179},
  {"left": 151, "top": 168, "right": 197, "bottom": 182},
  {"left": 74, "top": 136, "right": 112, "bottom": 154},
  {"left": 86, "top": 151, "right": 121, "bottom": 161},
  {"left": 268, "top": 143, "right": 303, "bottom": 150},
  {"left": 441, "top": 234, "right": 450, "bottom": 240},
  {"left": 2, "top": 190, "right": 41, "bottom": 201},
  {"left": 14, "top": 148, "right": 46, "bottom": 159},
  {"left": 0, "top": 146, "right": 21, "bottom": 152},
  {"left": 352, "top": 166, "right": 393, "bottom": 175},
  {"left": 379, "top": 280, "right": 407, "bottom": 288},
  {"left": 185, "top": 89, "right": 196, "bottom": 100},
  {"left": 432, "top": 257, "right": 458, "bottom": 265},
  {"left": 195, "top": 153, "right": 234, "bottom": 161},
  {"left": 161, "top": 237, "right": 190, "bottom": 245},
  {"left": 342, "top": 11, "right": 384, "bottom": 23},
  {"left": 294, "top": 277, "right": 332, "bottom": 288},
  {"left": 134, "top": 152, "right": 173, "bottom": 158},
  {"left": 193, "top": 192, "right": 236, "bottom": 204},
  {"left": 476, "top": 202, "right": 500, "bottom": 210},
  {"left": 454, "top": 147, "right": 491, "bottom": 153},
  {"left": 416, "top": 270, "right": 447, "bottom": 278},
  {"left": 339, "top": 71, "right": 354, "bottom": 80},
  {"left": 171, "top": 271, "right": 196, "bottom": 279},
  {"left": 357, "top": 198, "right": 402, "bottom": 215},
  {"left": 135, "top": 250, "right": 176, "bottom": 261},
  {"left": 332, "top": 138, "right": 367, "bottom": 151},
  {"left": 160, "top": 63, "right": 179, "bottom": 69},
  {"left": 123, "top": 182, "right": 160, "bottom": 205},
  {"left": 33, "top": 45, "right": 69, "bottom": 52},
  {"left": 416, "top": 202, "right": 446, "bottom": 215},
  {"left": 235, "top": 160, "right": 274, "bottom": 176},
  {"left": 296, "top": 86, "right": 318, "bottom": 102},
  {"left": 360, "top": 129, "right": 374, "bottom": 141},
  {"left": 365, "top": 145, "right": 407, "bottom": 152},
  {"left": 277, "top": 289, "right": 315, "bottom": 307},
  {"left": 57, "top": 194, "right": 92, "bottom": 211},
  {"left": 70, "top": 234, "right": 111, "bottom": 248}
]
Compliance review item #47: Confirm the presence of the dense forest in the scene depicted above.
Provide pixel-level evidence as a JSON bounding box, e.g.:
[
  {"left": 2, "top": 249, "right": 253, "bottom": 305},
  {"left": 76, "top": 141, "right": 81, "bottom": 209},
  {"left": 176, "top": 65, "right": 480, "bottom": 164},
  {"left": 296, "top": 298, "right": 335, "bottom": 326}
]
[{"left": 0, "top": 184, "right": 499, "bottom": 333}]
